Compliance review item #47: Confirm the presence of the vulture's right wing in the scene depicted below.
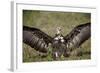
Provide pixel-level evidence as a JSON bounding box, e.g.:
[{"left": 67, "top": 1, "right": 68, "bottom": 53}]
[{"left": 23, "top": 26, "right": 53, "bottom": 53}]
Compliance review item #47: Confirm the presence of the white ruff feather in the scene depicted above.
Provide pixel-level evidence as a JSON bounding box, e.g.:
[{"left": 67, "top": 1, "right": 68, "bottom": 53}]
[{"left": 55, "top": 52, "right": 58, "bottom": 58}]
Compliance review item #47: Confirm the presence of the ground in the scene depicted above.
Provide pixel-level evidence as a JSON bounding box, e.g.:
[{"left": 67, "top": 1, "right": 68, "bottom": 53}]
[{"left": 23, "top": 10, "right": 91, "bottom": 62}]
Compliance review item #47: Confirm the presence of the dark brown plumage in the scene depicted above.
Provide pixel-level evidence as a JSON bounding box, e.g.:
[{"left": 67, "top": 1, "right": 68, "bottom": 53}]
[{"left": 23, "top": 22, "right": 91, "bottom": 59}]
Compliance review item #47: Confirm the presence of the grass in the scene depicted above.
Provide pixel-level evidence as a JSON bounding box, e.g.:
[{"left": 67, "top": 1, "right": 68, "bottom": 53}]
[{"left": 23, "top": 10, "right": 91, "bottom": 62}]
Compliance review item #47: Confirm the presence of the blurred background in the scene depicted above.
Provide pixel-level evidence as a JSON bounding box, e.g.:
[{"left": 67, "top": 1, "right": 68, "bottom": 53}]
[{"left": 23, "top": 10, "right": 91, "bottom": 62}]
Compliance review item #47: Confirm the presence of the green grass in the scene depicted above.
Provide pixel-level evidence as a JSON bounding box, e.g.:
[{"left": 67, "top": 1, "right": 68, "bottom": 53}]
[{"left": 23, "top": 10, "right": 91, "bottom": 62}]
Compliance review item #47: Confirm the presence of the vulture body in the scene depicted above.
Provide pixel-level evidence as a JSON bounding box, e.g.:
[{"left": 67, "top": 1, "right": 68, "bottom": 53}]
[{"left": 23, "top": 22, "right": 91, "bottom": 59}]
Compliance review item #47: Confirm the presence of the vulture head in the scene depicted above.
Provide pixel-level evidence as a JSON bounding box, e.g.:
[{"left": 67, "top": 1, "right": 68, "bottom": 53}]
[{"left": 54, "top": 27, "right": 64, "bottom": 42}]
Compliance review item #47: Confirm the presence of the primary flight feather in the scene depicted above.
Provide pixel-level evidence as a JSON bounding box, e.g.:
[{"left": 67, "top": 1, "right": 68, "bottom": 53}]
[{"left": 23, "top": 22, "right": 91, "bottom": 59}]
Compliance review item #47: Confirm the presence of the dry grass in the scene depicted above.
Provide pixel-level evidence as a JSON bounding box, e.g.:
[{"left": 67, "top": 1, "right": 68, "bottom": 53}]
[{"left": 23, "top": 10, "right": 91, "bottom": 62}]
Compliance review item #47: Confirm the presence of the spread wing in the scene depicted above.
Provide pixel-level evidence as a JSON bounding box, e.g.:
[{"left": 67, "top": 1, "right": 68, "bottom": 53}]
[
  {"left": 64, "top": 22, "right": 91, "bottom": 49},
  {"left": 23, "top": 26, "right": 53, "bottom": 53}
]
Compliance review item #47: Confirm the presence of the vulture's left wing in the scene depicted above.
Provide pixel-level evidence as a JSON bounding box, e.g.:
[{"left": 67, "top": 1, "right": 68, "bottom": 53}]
[
  {"left": 23, "top": 26, "right": 53, "bottom": 53},
  {"left": 64, "top": 22, "right": 91, "bottom": 49}
]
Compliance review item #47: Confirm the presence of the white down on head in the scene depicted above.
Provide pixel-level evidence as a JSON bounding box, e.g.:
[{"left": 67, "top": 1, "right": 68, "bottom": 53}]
[{"left": 54, "top": 27, "right": 65, "bottom": 43}]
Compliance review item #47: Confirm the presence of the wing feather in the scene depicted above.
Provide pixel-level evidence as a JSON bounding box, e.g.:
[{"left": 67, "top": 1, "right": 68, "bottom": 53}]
[
  {"left": 64, "top": 22, "right": 91, "bottom": 49},
  {"left": 23, "top": 26, "right": 53, "bottom": 53}
]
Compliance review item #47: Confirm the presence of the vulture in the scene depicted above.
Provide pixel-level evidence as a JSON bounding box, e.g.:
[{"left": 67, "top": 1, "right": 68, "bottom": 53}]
[{"left": 23, "top": 22, "right": 91, "bottom": 59}]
